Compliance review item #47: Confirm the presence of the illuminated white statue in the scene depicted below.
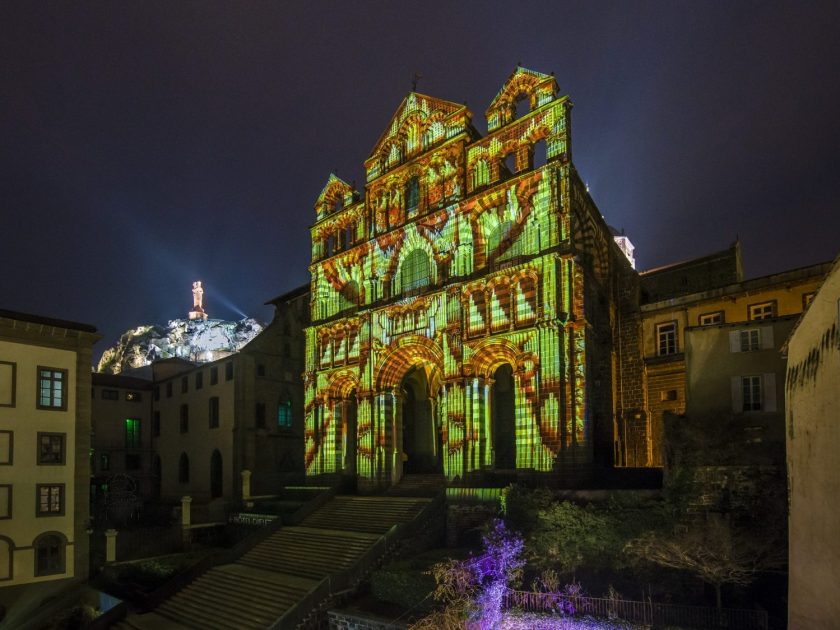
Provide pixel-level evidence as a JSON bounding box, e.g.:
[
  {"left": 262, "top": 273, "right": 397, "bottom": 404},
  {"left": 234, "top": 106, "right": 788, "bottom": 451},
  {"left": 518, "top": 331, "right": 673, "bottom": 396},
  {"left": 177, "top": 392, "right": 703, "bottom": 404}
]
[{"left": 188, "top": 281, "right": 208, "bottom": 320}]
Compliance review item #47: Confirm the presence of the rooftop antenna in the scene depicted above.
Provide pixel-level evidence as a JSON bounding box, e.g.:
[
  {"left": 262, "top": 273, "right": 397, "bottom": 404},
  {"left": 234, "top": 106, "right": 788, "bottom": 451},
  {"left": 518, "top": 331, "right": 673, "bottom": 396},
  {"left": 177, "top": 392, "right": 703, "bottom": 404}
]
[{"left": 411, "top": 72, "right": 422, "bottom": 92}]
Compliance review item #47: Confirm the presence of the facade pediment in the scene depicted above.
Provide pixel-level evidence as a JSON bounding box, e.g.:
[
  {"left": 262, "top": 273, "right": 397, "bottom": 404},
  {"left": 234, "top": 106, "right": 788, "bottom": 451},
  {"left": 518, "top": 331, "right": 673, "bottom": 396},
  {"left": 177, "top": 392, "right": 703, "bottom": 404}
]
[
  {"left": 486, "top": 66, "right": 558, "bottom": 131},
  {"left": 364, "top": 92, "right": 470, "bottom": 182}
]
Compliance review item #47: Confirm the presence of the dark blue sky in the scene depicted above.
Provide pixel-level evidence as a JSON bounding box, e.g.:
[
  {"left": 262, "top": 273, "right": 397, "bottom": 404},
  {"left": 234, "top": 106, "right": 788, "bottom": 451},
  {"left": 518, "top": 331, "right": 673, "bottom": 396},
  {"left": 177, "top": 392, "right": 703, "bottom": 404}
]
[{"left": 2, "top": 1, "right": 839, "bottom": 357}]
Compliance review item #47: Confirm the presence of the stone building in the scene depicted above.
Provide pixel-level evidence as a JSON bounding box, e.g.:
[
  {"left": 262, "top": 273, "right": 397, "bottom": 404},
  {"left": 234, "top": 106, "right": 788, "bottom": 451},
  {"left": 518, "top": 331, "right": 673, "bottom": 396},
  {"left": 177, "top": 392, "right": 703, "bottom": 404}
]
[
  {"left": 152, "top": 285, "right": 308, "bottom": 508},
  {"left": 784, "top": 254, "right": 840, "bottom": 630},
  {"left": 638, "top": 244, "right": 829, "bottom": 466},
  {"left": 304, "top": 67, "right": 642, "bottom": 490},
  {"left": 0, "top": 309, "right": 99, "bottom": 621},
  {"left": 90, "top": 373, "right": 154, "bottom": 505}
]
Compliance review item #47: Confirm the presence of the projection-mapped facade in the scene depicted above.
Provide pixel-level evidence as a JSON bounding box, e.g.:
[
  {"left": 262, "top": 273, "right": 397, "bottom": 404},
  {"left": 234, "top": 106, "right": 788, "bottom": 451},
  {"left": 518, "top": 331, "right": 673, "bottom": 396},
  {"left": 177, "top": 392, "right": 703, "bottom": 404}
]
[{"left": 304, "top": 67, "right": 642, "bottom": 488}]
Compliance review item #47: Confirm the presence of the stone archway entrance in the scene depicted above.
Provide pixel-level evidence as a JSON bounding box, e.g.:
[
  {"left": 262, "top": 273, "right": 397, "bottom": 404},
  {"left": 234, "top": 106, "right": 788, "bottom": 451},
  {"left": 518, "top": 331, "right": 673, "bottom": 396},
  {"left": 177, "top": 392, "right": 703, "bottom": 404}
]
[{"left": 399, "top": 366, "right": 442, "bottom": 475}]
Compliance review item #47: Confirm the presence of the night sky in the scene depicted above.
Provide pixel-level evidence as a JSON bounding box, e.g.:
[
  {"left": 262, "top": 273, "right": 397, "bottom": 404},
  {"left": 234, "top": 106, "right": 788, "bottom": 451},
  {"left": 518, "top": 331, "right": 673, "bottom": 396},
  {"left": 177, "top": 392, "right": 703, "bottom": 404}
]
[{"left": 2, "top": 1, "right": 839, "bottom": 358}]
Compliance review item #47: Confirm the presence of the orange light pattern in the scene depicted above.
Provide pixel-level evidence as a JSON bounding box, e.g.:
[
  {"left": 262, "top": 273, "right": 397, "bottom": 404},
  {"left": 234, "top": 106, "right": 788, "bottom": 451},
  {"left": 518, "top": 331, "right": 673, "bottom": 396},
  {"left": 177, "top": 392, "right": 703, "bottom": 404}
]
[{"left": 304, "top": 68, "right": 593, "bottom": 487}]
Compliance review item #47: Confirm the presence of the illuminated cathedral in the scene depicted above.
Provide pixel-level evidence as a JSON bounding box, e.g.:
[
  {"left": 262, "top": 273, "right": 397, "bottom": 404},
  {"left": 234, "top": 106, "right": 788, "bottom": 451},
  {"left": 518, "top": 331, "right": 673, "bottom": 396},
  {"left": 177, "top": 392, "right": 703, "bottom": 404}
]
[{"left": 304, "top": 67, "right": 644, "bottom": 490}]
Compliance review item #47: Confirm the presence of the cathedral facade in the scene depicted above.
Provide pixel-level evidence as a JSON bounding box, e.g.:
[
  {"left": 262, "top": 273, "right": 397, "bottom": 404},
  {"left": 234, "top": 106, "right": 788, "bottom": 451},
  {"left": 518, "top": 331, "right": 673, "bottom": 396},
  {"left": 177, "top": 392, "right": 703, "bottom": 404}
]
[{"left": 304, "top": 68, "right": 643, "bottom": 489}]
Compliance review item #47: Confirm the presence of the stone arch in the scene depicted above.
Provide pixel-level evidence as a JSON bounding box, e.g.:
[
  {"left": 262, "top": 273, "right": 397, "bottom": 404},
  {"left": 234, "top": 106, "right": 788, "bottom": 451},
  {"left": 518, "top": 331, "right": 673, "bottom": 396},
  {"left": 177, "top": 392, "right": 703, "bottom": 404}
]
[
  {"left": 326, "top": 369, "right": 360, "bottom": 400},
  {"left": 375, "top": 335, "right": 444, "bottom": 391},
  {"left": 33, "top": 531, "right": 67, "bottom": 577},
  {"left": 470, "top": 338, "right": 524, "bottom": 379}
]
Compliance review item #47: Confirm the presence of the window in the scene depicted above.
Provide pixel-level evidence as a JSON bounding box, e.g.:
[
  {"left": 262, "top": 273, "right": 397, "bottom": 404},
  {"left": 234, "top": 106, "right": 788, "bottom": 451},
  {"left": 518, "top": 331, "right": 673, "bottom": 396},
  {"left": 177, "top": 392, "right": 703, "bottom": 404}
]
[
  {"left": 656, "top": 322, "right": 678, "bottom": 356},
  {"left": 178, "top": 453, "right": 190, "bottom": 483},
  {"left": 101, "top": 389, "right": 118, "bottom": 401},
  {"left": 0, "top": 485, "right": 11, "bottom": 519},
  {"left": 180, "top": 404, "right": 189, "bottom": 433},
  {"left": 34, "top": 533, "right": 65, "bottom": 576},
  {"left": 749, "top": 301, "right": 776, "bottom": 321},
  {"left": 37, "top": 367, "right": 67, "bottom": 410},
  {"left": 740, "top": 329, "right": 760, "bottom": 352},
  {"left": 125, "top": 454, "right": 141, "bottom": 470},
  {"left": 729, "top": 327, "right": 773, "bottom": 353},
  {"left": 0, "top": 360, "right": 16, "bottom": 407},
  {"left": 209, "top": 397, "right": 220, "bottom": 429},
  {"left": 36, "top": 484, "right": 64, "bottom": 516},
  {"left": 486, "top": 220, "right": 513, "bottom": 257},
  {"left": 742, "top": 376, "right": 762, "bottom": 412},
  {"left": 154, "top": 386, "right": 160, "bottom": 401},
  {"left": 400, "top": 249, "right": 431, "bottom": 292},
  {"left": 37, "top": 433, "right": 65, "bottom": 465},
  {"left": 660, "top": 390, "right": 678, "bottom": 402},
  {"left": 125, "top": 391, "right": 142, "bottom": 402},
  {"left": 100, "top": 453, "right": 110, "bottom": 472},
  {"left": 0, "top": 431, "right": 12, "bottom": 465},
  {"left": 277, "top": 400, "right": 293, "bottom": 429},
  {"left": 339, "top": 281, "right": 359, "bottom": 312},
  {"left": 803, "top": 292, "right": 816, "bottom": 309},
  {"left": 257, "top": 364, "right": 266, "bottom": 377},
  {"left": 732, "top": 373, "right": 778, "bottom": 414},
  {"left": 125, "top": 418, "right": 140, "bottom": 449},
  {"left": 256, "top": 402, "right": 266, "bottom": 429},
  {"left": 153, "top": 411, "right": 160, "bottom": 437},
  {"left": 225, "top": 361, "right": 234, "bottom": 381},
  {"left": 210, "top": 366, "right": 219, "bottom": 385},
  {"left": 181, "top": 377, "right": 188, "bottom": 394},
  {"left": 166, "top": 382, "right": 173, "bottom": 398},
  {"left": 406, "top": 176, "right": 420, "bottom": 212},
  {"left": 195, "top": 371, "right": 203, "bottom": 390},
  {"left": 699, "top": 311, "right": 724, "bottom": 326}
]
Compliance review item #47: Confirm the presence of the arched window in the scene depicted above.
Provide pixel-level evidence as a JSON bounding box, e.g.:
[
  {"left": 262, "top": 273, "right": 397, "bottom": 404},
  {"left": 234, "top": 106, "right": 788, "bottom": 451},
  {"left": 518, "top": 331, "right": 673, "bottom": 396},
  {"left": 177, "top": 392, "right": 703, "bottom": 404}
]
[
  {"left": 473, "top": 160, "right": 490, "bottom": 189},
  {"left": 339, "top": 280, "right": 359, "bottom": 312},
  {"left": 405, "top": 177, "right": 420, "bottom": 213},
  {"left": 277, "top": 400, "right": 293, "bottom": 429},
  {"left": 400, "top": 249, "right": 431, "bottom": 293},
  {"left": 178, "top": 453, "right": 190, "bottom": 484},
  {"left": 0, "top": 535, "right": 13, "bottom": 581},
  {"left": 487, "top": 221, "right": 513, "bottom": 257},
  {"left": 34, "top": 532, "right": 65, "bottom": 577}
]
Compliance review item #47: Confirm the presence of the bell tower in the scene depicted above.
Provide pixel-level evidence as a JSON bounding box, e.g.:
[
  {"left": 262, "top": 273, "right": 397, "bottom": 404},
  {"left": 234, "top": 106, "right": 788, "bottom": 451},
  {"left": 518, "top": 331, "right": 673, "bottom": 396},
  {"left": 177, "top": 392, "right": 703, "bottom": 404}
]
[{"left": 188, "top": 281, "right": 208, "bottom": 321}]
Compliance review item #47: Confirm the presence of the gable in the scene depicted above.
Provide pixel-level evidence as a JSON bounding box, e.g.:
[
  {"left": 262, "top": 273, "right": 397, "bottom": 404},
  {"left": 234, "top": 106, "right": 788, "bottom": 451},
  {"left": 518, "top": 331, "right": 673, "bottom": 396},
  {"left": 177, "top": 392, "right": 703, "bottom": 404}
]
[
  {"left": 364, "top": 92, "right": 470, "bottom": 181},
  {"left": 314, "top": 174, "right": 357, "bottom": 219},
  {"left": 486, "top": 66, "right": 558, "bottom": 131}
]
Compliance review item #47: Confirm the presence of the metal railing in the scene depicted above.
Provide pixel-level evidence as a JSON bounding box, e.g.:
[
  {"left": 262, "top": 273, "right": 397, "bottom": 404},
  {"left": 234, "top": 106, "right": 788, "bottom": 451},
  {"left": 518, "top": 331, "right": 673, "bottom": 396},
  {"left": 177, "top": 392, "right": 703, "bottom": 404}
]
[{"left": 504, "top": 590, "right": 768, "bottom": 630}]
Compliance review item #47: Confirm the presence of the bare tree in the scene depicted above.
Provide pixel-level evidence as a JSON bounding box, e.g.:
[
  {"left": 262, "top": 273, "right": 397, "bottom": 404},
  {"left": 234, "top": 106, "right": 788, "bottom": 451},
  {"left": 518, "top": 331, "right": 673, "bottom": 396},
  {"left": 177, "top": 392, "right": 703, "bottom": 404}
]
[{"left": 625, "top": 516, "right": 786, "bottom": 610}]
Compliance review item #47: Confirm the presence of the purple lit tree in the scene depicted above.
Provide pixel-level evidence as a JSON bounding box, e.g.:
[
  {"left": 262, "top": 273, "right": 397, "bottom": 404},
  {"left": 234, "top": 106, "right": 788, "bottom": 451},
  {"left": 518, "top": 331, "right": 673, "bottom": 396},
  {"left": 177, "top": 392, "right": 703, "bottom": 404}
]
[{"left": 411, "top": 520, "right": 524, "bottom": 629}]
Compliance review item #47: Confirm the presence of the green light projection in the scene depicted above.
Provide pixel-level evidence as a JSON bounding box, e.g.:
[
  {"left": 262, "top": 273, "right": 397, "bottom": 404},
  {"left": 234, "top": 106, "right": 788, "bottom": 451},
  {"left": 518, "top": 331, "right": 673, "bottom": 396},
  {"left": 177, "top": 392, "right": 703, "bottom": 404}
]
[{"left": 303, "top": 68, "right": 590, "bottom": 486}]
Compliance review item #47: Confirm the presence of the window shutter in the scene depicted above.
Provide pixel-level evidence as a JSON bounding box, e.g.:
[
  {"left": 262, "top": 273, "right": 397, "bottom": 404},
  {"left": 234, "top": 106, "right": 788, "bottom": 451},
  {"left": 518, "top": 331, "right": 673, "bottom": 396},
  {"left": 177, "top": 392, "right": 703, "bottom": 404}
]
[
  {"left": 763, "top": 373, "right": 777, "bottom": 412},
  {"left": 729, "top": 331, "right": 741, "bottom": 353},
  {"left": 731, "top": 376, "right": 743, "bottom": 412},
  {"left": 760, "top": 326, "right": 774, "bottom": 349}
]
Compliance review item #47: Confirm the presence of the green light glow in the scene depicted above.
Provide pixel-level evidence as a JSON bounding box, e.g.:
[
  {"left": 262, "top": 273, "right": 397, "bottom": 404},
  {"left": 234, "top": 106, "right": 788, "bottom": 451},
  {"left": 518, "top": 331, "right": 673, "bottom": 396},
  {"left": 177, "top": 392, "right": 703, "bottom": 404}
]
[{"left": 304, "top": 68, "right": 590, "bottom": 485}]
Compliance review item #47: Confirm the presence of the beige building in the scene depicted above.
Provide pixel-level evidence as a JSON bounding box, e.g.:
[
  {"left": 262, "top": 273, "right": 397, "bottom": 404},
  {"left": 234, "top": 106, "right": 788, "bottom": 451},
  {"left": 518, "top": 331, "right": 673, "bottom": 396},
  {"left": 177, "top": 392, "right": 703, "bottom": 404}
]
[
  {"left": 784, "top": 255, "right": 840, "bottom": 630},
  {"left": 152, "top": 286, "right": 309, "bottom": 511},
  {"left": 637, "top": 245, "right": 829, "bottom": 466},
  {"left": 0, "top": 309, "right": 98, "bottom": 620}
]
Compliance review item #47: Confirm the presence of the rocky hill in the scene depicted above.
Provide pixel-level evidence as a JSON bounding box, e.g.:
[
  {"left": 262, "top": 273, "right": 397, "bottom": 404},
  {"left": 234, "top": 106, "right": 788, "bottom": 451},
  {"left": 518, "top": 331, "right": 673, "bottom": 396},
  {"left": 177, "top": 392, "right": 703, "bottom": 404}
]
[{"left": 97, "top": 317, "right": 264, "bottom": 374}]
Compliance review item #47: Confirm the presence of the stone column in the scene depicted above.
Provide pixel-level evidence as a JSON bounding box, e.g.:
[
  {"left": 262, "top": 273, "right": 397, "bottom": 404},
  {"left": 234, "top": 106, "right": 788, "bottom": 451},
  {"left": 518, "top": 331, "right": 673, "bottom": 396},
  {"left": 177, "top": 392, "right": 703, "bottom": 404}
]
[
  {"left": 181, "top": 496, "right": 192, "bottom": 547},
  {"left": 240, "top": 469, "right": 252, "bottom": 504},
  {"left": 104, "top": 529, "right": 118, "bottom": 564}
]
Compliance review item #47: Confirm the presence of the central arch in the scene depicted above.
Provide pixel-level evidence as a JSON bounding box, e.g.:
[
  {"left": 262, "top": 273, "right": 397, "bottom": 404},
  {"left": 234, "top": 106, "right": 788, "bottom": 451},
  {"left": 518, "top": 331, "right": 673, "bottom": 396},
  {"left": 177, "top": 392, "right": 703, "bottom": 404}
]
[{"left": 400, "top": 365, "right": 443, "bottom": 475}]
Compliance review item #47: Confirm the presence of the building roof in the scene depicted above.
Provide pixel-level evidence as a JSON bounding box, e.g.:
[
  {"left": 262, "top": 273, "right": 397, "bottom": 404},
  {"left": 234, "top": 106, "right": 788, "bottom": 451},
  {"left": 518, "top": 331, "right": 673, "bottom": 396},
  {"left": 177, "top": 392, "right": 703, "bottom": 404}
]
[
  {"left": 92, "top": 372, "right": 153, "bottom": 389},
  {"left": 266, "top": 283, "right": 310, "bottom": 306},
  {"left": 0, "top": 308, "right": 97, "bottom": 333}
]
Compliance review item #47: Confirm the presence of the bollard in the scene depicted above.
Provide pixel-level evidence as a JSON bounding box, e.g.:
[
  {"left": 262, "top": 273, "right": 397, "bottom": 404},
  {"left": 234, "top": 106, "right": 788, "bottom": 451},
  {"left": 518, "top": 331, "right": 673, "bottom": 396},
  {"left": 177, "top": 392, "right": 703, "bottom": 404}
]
[{"left": 104, "top": 529, "right": 118, "bottom": 563}]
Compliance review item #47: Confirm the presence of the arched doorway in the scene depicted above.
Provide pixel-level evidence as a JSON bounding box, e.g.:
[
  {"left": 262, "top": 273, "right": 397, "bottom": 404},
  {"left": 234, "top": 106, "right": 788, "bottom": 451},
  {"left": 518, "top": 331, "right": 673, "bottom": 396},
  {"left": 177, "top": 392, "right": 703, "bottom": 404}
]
[
  {"left": 400, "top": 366, "right": 441, "bottom": 475},
  {"left": 210, "top": 450, "right": 223, "bottom": 499},
  {"left": 492, "top": 364, "right": 516, "bottom": 469},
  {"left": 151, "top": 455, "right": 161, "bottom": 499}
]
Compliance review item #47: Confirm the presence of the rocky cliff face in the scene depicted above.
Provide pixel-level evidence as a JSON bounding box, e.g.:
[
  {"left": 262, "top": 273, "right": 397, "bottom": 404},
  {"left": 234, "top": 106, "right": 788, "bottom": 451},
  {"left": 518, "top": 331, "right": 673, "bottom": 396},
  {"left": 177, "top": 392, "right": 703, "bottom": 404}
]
[{"left": 97, "top": 318, "right": 264, "bottom": 374}]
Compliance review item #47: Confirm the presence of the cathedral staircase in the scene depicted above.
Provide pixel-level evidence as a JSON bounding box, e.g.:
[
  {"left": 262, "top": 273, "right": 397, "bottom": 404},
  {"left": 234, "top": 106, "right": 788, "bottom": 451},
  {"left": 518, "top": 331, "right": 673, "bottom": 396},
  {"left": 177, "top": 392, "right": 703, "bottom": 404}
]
[{"left": 111, "top": 493, "right": 440, "bottom": 630}]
